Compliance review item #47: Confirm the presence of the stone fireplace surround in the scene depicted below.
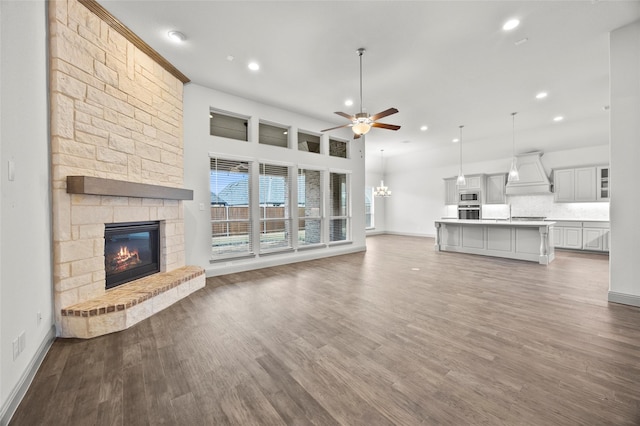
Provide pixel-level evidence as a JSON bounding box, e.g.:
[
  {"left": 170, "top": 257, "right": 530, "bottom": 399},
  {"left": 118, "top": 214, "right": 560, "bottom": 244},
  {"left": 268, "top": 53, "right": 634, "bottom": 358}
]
[{"left": 49, "top": 0, "right": 201, "bottom": 338}]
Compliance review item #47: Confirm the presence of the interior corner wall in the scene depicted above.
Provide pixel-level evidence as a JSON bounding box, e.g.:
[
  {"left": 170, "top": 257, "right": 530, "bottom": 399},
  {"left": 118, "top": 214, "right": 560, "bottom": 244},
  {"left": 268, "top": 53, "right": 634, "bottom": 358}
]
[
  {"left": 0, "top": 0, "right": 54, "bottom": 422},
  {"left": 183, "top": 83, "right": 366, "bottom": 276},
  {"left": 609, "top": 19, "right": 640, "bottom": 306}
]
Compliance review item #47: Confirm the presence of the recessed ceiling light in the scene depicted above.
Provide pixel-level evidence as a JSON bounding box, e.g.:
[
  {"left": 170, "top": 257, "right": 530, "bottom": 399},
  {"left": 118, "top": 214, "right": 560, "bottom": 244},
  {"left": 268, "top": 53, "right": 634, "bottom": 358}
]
[
  {"left": 167, "top": 30, "right": 186, "bottom": 43},
  {"left": 226, "top": 55, "right": 235, "bottom": 62},
  {"left": 553, "top": 116, "right": 564, "bottom": 122},
  {"left": 248, "top": 62, "right": 260, "bottom": 71},
  {"left": 452, "top": 138, "right": 459, "bottom": 143},
  {"left": 503, "top": 19, "right": 520, "bottom": 31},
  {"left": 536, "top": 92, "right": 548, "bottom": 99},
  {"left": 345, "top": 99, "right": 353, "bottom": 106},
  {"left": 420, "top": 125, "right": 428, "bottom": 131}
]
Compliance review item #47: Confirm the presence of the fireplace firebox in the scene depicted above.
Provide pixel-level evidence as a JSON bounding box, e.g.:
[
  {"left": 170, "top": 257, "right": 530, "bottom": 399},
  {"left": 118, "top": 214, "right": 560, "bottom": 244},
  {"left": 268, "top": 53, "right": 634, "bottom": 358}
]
[{"left": 104, "top": 221, "right": 160, "bottom": 289}]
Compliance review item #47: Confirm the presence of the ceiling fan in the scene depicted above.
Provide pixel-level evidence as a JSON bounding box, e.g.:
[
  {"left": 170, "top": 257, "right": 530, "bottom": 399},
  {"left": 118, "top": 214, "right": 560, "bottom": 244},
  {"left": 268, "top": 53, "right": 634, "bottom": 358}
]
[{"left": 321, "top": 48, "right": 401, "bottom": 139}]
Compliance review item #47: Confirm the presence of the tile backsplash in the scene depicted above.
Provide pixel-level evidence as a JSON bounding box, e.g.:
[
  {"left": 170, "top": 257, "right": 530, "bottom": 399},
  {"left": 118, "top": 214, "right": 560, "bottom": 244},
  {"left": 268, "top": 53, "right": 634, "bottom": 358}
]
[{"left": 482, "top": 194, "right": 609, "bottom": 220}]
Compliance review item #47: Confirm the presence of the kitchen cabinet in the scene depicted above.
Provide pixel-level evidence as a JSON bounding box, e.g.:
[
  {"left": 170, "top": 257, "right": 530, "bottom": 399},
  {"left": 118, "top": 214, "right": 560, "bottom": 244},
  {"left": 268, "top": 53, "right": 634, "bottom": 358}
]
[
  {"left": 597, "top": 166, "right": 609, "bottom": 201},
  {"left": 551, "top": 220, "right": 609, "bottom": 252},
  {"left": 553, "top": 169, "right": 575, "bottom": 202},
  {"left": 462, "top": 175, "right": 483, "bottom": 191},
  {"left": 444, "top": 174, "right": 484, "bottom": 205},
  {"left": 485, "top": 173, "right": 507, "bottom": 204},
  {"left": 553, "top": 166, "right": 605, "bottom": 202},
  {"left": 444, "top": 178, "right": 458, "bottom": 205},
  {"left": 582, "top": 222, "right": 610, "bottom": 252},
  {"left": 575, "top": 167, "right": 597, "bottom": 201},
  {"left": 552, "top": 221, "right": 584, "bottom": 249},
  {"left": 583, "top": 228, "right": 605, "bottom": 251}
]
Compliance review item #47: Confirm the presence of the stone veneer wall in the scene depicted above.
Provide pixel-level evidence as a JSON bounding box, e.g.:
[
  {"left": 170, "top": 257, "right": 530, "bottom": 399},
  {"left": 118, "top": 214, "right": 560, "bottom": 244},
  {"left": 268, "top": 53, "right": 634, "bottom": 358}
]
[{"left": 49, "top": 0, "right": 186, "bottom": 329}]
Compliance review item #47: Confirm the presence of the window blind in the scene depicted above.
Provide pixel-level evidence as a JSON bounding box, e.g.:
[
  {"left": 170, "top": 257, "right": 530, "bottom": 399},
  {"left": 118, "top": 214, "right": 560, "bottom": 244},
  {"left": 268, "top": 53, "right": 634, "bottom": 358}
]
[
  {"left": 209, "top": 157, "right": 253, "bottom": 258},
  {"left": 259, "top": 163, "right": 292, "bottom": 251}
]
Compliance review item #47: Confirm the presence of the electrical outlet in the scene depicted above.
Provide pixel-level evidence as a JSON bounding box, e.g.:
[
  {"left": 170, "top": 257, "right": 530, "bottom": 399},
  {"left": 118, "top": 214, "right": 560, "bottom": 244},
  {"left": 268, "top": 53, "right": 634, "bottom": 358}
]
[
  {"left": 19, "top": 331, "right": 26, "bottom": 353},
  {"left": 13, "top": 339, "right": 19, "bottom": 361}
]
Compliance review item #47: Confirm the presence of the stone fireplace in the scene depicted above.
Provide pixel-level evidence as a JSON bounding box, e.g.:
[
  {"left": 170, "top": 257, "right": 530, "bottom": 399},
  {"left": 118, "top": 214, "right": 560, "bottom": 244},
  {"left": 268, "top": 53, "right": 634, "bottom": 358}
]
[{"left": 50, "top": 0, "right": 203, "bottom": 338}]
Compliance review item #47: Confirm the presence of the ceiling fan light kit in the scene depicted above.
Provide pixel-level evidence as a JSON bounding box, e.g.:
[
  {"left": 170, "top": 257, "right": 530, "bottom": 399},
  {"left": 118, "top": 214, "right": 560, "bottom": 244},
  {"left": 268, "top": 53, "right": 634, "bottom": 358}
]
[{"left": 321, "top": 48, "right": 400, "bottom": 139}]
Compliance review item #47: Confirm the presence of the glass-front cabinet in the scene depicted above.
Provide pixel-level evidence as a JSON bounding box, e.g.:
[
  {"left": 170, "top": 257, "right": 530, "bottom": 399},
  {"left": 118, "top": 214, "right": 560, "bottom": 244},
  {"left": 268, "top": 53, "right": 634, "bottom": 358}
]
[{"left": 597, "top": 166, "right": 609, "bottom": 201}]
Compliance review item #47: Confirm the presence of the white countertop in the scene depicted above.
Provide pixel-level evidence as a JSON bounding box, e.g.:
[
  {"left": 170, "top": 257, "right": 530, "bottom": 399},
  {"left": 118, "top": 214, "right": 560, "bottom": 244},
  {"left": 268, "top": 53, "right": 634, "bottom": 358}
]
[
  {"left": 436, "top": 219, "right": 555, "bottom": 226},
  {"left": 545, "top": 218, "right": 609, "bottom": 222}
]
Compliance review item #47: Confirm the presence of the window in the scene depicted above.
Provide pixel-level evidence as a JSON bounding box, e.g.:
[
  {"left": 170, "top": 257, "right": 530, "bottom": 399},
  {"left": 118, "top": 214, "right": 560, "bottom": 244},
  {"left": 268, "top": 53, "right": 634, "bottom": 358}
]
[
  {"left": 365, "top": 186, "right": 374, "bottom": 229},
  {"left": 298, "top": 168, "right": 323, "bottom": 246},
  {"left": 209, "top": 157, "right": 253, "bottom": 258},
  {"left": 329, "top": 138, "right": 348, "bottom": 158},
  {"left": 210, "top": 110, "right": 248, "bottom": 141},
  {"left": 259, "top": 122, "right": 289, "bottom": 147},
  {"left": 259, "top": 163, "right": 292, "bottom": 252},
  {"left": 298, "top": 131, "right": 321, "bottom": 153},
  {"left": 329, "top": 172, "right": 349, "bottom": 242}
]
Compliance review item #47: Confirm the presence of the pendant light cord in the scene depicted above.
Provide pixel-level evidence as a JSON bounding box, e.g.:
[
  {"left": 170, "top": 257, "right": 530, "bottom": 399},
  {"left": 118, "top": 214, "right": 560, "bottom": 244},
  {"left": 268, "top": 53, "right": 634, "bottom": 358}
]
[
  {"left": 358, "top": 48, "right": 365, "bottom": 114},
  {"left": 459, "top": 125, "right": 464, "bottom": 173},
  {"left": 512, "top": 112, "right": 517, "bottom": 157}
]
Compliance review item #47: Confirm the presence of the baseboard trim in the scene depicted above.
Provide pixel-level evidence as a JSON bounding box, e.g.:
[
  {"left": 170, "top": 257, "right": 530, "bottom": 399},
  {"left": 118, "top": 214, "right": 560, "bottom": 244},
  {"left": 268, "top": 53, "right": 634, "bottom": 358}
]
[
  {"left": 0, "top": 325, "right": 55, "bottom": 426},
  {"left": 608, "top": 291, "right": 640, "bottom": 308}
]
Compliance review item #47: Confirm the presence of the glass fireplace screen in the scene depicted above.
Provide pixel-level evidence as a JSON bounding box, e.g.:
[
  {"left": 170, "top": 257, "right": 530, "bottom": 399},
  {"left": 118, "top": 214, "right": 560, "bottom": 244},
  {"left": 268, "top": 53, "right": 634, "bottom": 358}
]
[{"left": 104, "top": 221, "right": 160, "bottom": 289}]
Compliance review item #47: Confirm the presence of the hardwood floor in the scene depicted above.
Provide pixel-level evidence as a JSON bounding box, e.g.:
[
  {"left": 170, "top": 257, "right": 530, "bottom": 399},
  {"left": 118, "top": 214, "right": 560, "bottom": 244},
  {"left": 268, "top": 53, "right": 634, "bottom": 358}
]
[{"left": 10, "top": 235, "right": 640, "bottom": 425}]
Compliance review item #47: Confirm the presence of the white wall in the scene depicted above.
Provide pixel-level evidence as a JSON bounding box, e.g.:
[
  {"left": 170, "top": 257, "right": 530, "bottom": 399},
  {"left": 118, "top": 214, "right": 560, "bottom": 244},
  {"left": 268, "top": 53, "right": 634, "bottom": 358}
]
[
  {"left": 383, "top": 145, "right": 609, "bottom": 237},
  {"left": 0, "top": 1, "right": 55, "bottom": 423},
  {"left": 183, "top": 84, "right": 366, "bottom": 276},
  {"left": 609, "top": 19, "right": 640, "bottom": 306},
  {"left": 365, "top": 169, "right": 387, "bottom": 234}
]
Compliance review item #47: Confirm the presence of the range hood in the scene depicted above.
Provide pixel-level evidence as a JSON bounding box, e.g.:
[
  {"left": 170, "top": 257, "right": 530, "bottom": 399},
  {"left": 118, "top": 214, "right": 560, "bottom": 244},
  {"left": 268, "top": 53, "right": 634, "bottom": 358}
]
[{"left": 505, "top": 151, "right": 552, "bottom": 195}]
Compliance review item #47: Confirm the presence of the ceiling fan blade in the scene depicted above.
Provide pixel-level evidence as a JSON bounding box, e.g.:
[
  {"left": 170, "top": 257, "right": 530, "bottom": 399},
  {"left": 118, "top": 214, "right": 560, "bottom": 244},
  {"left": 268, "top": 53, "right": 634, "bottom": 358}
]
[
  {"left": 334, "top": 111, "right": 356, "bottom": 120},
  {"left": 321, "top": 123, "right": 352, "bottom": 132},
  {"left": 370, "top": 107, "right": 399, "bottom": 122},
  {"left": 372, "top": 122, "right": 401, "bottom": 131}
]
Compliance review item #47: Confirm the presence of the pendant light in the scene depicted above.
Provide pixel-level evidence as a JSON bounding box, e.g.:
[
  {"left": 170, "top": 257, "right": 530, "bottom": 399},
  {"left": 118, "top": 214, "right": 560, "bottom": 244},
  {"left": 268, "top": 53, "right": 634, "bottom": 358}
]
[
  {"left": 508, "top": 112, "right": 520, "bottom": 182},
  {"left": 456, "top": 125, "right": 466, "bottom": 186},
  {"left": 374, "top": 149, "right": 391, "bottom": 197}
]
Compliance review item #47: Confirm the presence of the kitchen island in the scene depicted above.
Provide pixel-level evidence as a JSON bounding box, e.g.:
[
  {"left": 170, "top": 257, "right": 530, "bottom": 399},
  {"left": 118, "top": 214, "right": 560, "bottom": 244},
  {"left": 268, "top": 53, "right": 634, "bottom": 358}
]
[{"left": 434, "top": 219, "right": 555, "bottom": 265}]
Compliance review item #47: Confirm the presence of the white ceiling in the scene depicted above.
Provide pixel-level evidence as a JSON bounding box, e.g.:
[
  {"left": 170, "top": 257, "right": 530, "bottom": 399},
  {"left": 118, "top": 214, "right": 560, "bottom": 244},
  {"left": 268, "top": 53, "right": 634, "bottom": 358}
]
[{"left": 97, "top": 0, "right": 640, "bottom": 167}]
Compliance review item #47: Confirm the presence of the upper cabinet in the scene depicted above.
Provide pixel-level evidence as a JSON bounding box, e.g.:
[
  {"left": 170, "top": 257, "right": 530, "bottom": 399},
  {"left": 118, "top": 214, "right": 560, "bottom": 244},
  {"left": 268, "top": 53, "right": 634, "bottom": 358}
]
[
  {"left": 444, "top": 178, "right": 458, "bottom": 205},
  {"left": 460, "top": 175, "right": 484, "bottom": 191},
  {"left": 597, "top": 166, "right": 610, "bottom": 201},
  {"left": 485, "top": 173, "right": 507, "bottom": 204},
  {"left": 553, "top": 166, "right": 608, "bottom": 202},
  {"left": 444, "top": 174, "right": 485, "bottom": 205}
]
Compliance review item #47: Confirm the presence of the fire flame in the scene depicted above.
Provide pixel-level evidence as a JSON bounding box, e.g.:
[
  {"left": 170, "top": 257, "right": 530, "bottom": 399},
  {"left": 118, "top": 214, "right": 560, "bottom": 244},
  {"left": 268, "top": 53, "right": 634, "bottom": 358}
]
[{"left": 117, "top": 245, "right": 139, "bottom": 260}]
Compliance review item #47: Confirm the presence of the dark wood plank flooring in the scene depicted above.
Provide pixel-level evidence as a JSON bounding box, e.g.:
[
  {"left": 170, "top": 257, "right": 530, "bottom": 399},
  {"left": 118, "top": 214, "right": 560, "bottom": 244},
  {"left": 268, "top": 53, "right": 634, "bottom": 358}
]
[{"left": 10, "top": 235, "right": 640, "bottom": 425}]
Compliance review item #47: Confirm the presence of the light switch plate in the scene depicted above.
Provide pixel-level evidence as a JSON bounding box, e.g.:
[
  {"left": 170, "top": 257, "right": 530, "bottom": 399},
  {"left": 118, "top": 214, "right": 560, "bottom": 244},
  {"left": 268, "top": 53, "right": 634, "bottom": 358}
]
[{"left": 8, "top": 160, "right": 15, "bottom": 181}]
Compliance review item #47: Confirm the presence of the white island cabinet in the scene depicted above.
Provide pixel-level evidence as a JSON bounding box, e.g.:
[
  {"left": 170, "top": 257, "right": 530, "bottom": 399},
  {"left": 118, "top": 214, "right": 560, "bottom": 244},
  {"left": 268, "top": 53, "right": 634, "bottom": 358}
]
[{"left": 434, "top": 219, "right": 555, "bottom": 265}]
